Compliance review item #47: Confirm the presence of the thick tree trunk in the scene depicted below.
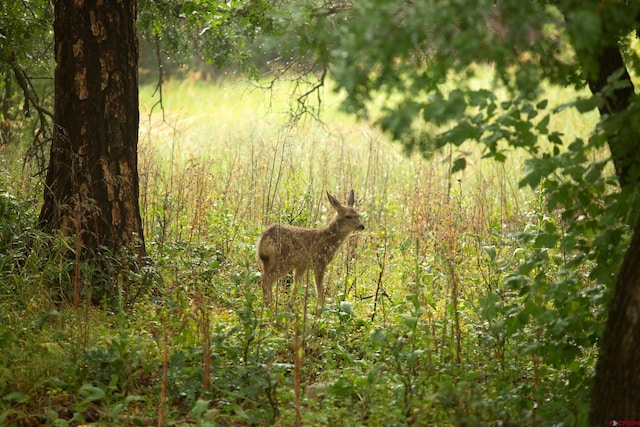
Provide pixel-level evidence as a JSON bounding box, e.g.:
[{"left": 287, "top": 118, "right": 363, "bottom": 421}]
[
  {"left": 589, "top": 214, "right": 640, "bottom": 424},
  {"left": 40, "top": 0, "right": 145, "bottom": 258},
  {"left": 585, "top": 37, "right": 640, "bottom": 426}
]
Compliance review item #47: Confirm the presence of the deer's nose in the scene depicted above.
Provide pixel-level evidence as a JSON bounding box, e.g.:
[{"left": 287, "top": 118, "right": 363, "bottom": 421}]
[{"left": 358, "top": 224, "right": 365, "bottom": 230}]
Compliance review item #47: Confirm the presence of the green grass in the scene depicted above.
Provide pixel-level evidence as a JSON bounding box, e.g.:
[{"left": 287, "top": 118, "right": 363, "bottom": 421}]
[{"left": 0, "top": 75, "right": 605, "bottom": 426}]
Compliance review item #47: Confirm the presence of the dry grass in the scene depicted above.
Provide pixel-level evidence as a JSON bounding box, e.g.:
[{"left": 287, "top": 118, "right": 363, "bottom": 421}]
[{"left": 0, "top": 72, "right": 608, "bottom": 426}]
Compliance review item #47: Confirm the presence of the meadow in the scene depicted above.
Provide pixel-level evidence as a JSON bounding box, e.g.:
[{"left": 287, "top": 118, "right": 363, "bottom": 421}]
[{"left": 0, "top": 76, "right": 603, "bottom": 426}]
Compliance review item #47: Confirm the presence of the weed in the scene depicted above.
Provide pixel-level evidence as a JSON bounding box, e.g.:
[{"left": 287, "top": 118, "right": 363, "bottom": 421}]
[{"left": 0, "top": 77, "right": 608, "bottom": 425}]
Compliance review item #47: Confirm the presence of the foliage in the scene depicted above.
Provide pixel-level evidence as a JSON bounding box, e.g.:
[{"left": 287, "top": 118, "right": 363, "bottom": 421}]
[
  {"left": 275, "top": 0, "right": 640, "bottom": 421},
  {"left": 0, "top": 0, "right": 54, "bottom": 155},
  {"left": 138, "top": 0, "right": 277, "bottom": 82},
  {"left": 1, "top": 0, "right": 274, "bottom": 156},
  {"left": 1, "top": 78, "right": 605, "bottom": 425},
  {"left": 2, "top": 0, "right": 639, "bottom": 424}
]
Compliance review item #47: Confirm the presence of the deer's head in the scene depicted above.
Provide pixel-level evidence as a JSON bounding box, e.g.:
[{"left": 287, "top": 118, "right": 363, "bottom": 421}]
[{"left": 327, "top": 189, "right": 365, "bottom": 235}]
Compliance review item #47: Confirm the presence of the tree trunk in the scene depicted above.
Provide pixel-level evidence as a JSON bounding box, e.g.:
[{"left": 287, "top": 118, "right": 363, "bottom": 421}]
[
  {"left": 40, "top": 0, "right": 145, "bottom": 259},
  {"left": 589, "top": 214, "right": 640, "bottom": 424},
  {"left": 584, "top": 34, "right": 640, "bottom": 426}
]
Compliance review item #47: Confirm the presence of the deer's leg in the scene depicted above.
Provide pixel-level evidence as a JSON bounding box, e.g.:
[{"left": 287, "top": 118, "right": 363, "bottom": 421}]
[
  {"left": 293, "top": 267, "right": 305, "bottom": 284},
  {"left": 313, "top": 266, "right": 326, "bottom": 304},
  {"left": 293, "top": 266, "right": 309, "bottom": 300},
  {"left": 261, "top": 272, "right": 275, "bottom": 304},
  {"left": 260, "top": 259, "right": 282, "bottom": 304}
]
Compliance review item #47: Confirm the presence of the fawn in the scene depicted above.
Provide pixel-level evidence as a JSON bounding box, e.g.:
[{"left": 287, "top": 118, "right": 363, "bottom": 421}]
[{"left": 256, "top": 189, "right": 365, "bottom": 304}]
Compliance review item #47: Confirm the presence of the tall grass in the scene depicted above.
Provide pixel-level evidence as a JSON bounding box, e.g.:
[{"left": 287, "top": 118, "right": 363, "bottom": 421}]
[
  {"left": 0, "top": 75, "right": 604, "bottom": 426},
  {"left": 139, "top": 78, "right": 527, "bottom": 249}
]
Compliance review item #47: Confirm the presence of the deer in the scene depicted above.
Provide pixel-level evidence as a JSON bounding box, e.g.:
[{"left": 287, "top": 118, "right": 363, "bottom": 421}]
[{"left": 256, "top": 189, "right": 365, "bottom": 305}]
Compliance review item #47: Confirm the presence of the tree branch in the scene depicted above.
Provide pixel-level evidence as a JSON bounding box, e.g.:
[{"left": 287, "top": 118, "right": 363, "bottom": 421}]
[
  {"left": 11, "top": 60, "right": 53, "bottom": 120},
  {"left": 10, "top": 58, "right": 53, "bottom": 171}
]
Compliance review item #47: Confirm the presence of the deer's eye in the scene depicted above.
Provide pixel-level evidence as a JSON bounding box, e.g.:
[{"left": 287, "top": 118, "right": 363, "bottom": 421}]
[{"left": 345, "top": 215, "right": 353, "bottom": 219}]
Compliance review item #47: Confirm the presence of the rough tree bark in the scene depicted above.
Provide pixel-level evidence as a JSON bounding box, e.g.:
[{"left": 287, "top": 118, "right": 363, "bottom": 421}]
[
  {"left": 590, "top": 215, "right": 640, "bottom": 424},
  {"left": 40, "top": 0, "right": 145, "bottom": 259},
  {"left": 584, "top": 30, "right": 640, "bottom": 427}
]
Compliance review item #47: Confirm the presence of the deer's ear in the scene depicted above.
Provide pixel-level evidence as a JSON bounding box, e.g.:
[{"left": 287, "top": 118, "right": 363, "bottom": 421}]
[
  {"left": 327, "top": 191, "right": 342, "bottom": 210},
  {"left": 346, "top": 189, "right": 355, "bottom": 207}
]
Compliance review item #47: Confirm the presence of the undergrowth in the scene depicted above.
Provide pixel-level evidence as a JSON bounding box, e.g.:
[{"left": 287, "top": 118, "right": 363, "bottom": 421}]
[{"left": 0, "top": 78, "right": 607, "bottom": 426}]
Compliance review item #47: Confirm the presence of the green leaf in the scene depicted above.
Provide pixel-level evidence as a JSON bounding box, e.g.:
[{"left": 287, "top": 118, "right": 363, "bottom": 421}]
[
  {"left": 482, "top": 245, "right": 497, "bottom": 262},
  {"left": 548, "top": 131, "right": 564, "bottom": 145},
  {"left": 480, "top": 292, "right": 500, "bottom": 320},
  {"left": 493, "top": 151, "right": 507, "bottom": 162},
  {"left": 2, "top": 391, "right": 29, "bottom": 403},
  {"left": 439, "top": 121, "right": 481, "bottom": 146},
  {"left": 468, "top": 88, "right": 496, "bottom": 107},
  {"left": 328, "top": 377, "right": 355, "bottom": 397},
  {"left": 451, "top": 157, "right": 467, "bottom": 174},
  {"left": 111, "top": 395, "right": 145, "bottom": 419},
  {"left": 339, "top": 300, "right": 354, "bottom": 316},
  {"left": 34, "top": 310, "right": 61, "bottom": 331},
  {"left": 78, "top": 384, "right": 106, "bottom": 402},
  {"left": 536, "top": 114, "right": 550, "bottom": 134},
  {"left": 536, "top": 99, "right": 549, "bottom": 109},
  {"left": 574, "top": 96, "right": 602, "bottom": 113},
  {"left": 370, "top": 328, "right": 388, "bottom": 348},
  {"left": 400, "top": 313, "right": 418, "bottom": 329},
  {"left": 190, "top": 398, "right": 211, "bottom": 419}
]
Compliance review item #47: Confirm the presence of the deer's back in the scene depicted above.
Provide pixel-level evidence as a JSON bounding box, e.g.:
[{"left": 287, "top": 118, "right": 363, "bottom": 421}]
[
  {"left": 258, "top": 223, "right": 339, "bottom": 265},
  {"left": 258, "top": 224, "right": 316, "bottom": 254}
]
